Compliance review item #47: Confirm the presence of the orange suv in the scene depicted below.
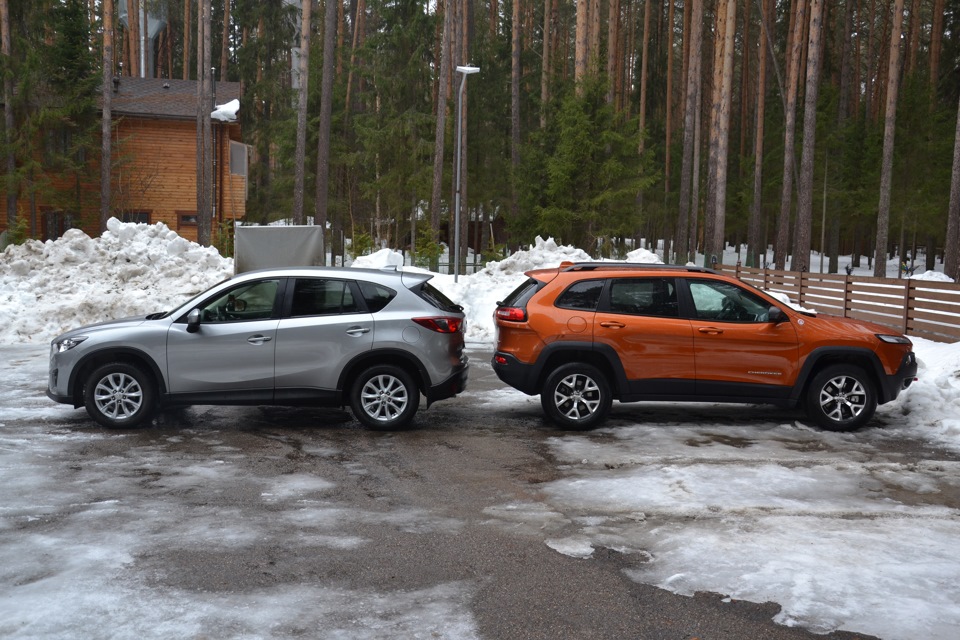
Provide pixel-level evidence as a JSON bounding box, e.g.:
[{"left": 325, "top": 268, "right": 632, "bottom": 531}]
[{"left": 492, "top": 262, "right": 917, "bottom": 431}]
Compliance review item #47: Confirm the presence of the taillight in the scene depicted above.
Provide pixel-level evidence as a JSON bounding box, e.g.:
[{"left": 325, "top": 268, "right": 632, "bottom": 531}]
[
  {"left": 413, "top": 317, "right": 463, "bottom": 333},
  {"left": 496, "top": 307, "right": 526, "bottom": 322}
]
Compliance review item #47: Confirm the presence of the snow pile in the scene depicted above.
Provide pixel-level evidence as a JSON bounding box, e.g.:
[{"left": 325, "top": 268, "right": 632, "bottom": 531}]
[
  {"left": 911, "top": 270, "right": 954, "bottom": 282},
  {"left": 0, "top": 218, "right": 233, "bottom": 342}
]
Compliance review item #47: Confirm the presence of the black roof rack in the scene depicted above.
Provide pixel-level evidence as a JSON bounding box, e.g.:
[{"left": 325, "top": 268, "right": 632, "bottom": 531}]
[{"left": 560, "top": 261, "right": 718, "bottom": 274}]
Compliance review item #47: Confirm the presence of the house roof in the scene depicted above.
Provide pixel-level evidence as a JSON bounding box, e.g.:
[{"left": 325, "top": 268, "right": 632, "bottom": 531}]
[{"left": 108, "top": 77, "right": 242, "bottom": 121}]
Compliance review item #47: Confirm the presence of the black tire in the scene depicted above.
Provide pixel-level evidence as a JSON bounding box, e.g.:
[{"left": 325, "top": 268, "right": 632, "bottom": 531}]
[
  {"left": 540, "top": 363, "right": 612, "bottom": 430},
  {"left": 805, "top": 364, "right": 877, "bottom": 431},
  {"left": 83, "top": 362, "right": 157, "bottom": 429},
  {"left": 350, "top": 365, "right": 420, "bottom": 430}
]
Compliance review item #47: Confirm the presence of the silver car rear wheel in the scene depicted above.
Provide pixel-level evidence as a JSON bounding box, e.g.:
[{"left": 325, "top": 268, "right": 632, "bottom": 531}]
[{"left": 350, "top": 365, "right": 420, "bottom": 430}]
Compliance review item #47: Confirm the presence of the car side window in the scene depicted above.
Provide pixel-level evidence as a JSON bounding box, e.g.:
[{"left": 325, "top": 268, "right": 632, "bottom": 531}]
[
  {"left": 608, "top": 278, "right": 679, "bottom": 318},
  {"left": 556, "top": 279, "right": 604, "bottom": 311},
  {"left": 291, "top": 278, "right": 360, "bottom": 317},
  {"left": 358, "top": 280, "right": 397, "bottom": 312},
  {"left": 688, "top": 280, "right": 770, "bottom": 323},
  {"left": 200, "top": 279, "right": 281, "bottom": 323}
]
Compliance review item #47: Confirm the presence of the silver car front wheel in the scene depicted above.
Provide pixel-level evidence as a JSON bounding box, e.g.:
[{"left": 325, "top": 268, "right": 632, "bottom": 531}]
[{"left": 84, "top": 362, "right": 156, "bottom": 428}]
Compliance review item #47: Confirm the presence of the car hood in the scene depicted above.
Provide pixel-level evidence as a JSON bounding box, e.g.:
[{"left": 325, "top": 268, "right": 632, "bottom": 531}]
[
  {"left": 53, "top": 315, "right": 153, "bottom": 341},
  {"left": 801, "top": 312, "right": 904, "bottom": 340}
]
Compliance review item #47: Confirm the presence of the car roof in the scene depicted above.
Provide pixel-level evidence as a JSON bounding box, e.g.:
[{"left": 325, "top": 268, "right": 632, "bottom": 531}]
[
  {"left": 526, "top": 261, "right": 720, "bottom": 279},
  {"left": 230, "top": 265, "right": 433, "bottom": 285}
]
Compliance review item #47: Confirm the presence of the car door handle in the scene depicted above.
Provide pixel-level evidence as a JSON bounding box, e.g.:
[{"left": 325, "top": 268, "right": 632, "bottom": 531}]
[
  {"left": 346, "top": 326, "right": 371, "bottom": 337},
  {"left": 698, "top": 327, "right": 724, "bottom": 335},
  {"left": 247, "top": 335, "right": 273, "bottom": 345},
  {"left": 599, "top": 321, "right": 625, "bottom": 329}
]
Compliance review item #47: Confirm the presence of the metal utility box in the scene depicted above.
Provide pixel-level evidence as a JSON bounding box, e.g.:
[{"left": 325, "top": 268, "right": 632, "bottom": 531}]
[{"left": 234, "top": 225, "right": 325, "bottom": 273}]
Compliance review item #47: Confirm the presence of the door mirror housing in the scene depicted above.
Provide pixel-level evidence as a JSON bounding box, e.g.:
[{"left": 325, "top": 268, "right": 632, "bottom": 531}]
[
  {"left": 186, "top": 308, "right": 202, "bottom": 333},
  {"left": 768, "top": 306, "right": 788, "bottom": 324}
]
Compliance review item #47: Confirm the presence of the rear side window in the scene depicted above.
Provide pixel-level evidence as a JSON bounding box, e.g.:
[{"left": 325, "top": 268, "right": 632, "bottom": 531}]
[
  {"left": 416, "top": 282, "right": 463, "bottom": 313},
  {"left": 556, "top": 279, "right": 604, "bottom": 311},
  {"left": 358, "top": 280, "right": 397, "bottom": 312},
  {"left": 608, "top": 278, "right": 679, "bottom": 318},
  {"left": 291, "top": 279, "right": 360, "bottom": 316}
]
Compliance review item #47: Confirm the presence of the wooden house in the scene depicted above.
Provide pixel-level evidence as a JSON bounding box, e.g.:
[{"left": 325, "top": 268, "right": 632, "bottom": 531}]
[{"left": 0, "top": 77, "right": 246, "bottom": 243}]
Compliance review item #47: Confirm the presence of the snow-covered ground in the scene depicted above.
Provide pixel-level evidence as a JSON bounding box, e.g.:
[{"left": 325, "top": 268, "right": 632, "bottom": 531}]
[{"left": 2, "top": 220, "right": 960, "bottom": 639}]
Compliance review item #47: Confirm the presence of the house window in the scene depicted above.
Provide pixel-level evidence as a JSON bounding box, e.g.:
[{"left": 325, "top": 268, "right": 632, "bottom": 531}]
[
  {"left": 178, "top": 212, "right": 198, "bottom": 230},
  {"left": 121, "top": 211, "right": 151, "bottom": 224},
  {"left": 230, "top": 141, "right": 248, "bottom": 176}
]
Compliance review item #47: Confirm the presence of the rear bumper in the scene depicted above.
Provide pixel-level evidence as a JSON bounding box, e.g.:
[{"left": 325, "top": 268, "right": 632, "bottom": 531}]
[
  {"left": 426, "top": 361, "right": 469, "bottom": 405},
  {"left": 491, "top": 352, "right": 539, "bottom": 396}
]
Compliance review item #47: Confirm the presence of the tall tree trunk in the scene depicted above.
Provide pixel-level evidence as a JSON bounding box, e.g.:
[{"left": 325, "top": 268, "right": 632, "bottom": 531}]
[
  {"left": 574, "top": 0, "right": 588, "bottom": 89},
  {"left": 676, "top": 0, "right": 703, "bottom": 264},
  {"left": 748, "top": 0, "right": 772, "bottom": 268},
  {"left": 793, "top": 0, "right": 824, "bottom": 273},
  {"left": 182, "top": 0, "right": 191, "bottom": 80},
  {"left": 293, "top": 0, "right": 312, "bottom": 225},
  {"left": 315, "top": 0, "right": 338, "bottom": 265},
  {"left": 606, "top": 0, "right": 620, "bottom": 106},
  {"left": 540, "top": 0, "right": 552, "bottom": 128},
  {"left": 220, "top": 0, "right": 230, "bottom": 78},
  {"left": 665, "top": 0, "right": 675, "bottom": 197},
  {"left": 873, "top": 0, "right": 905, "bottom": 277},
  {"left": 1, "top": 0, "right": 16, "bottom": 231},
  {"left": 638, "top": 0, "right": 652, "bottom": 154},
  {"left": 126, "top": 0, "right": 139, "bottom": 77},
  {"left": 905, "top": 0, "right": 921, "bottom": 76},
  {"left": 930, "top": 0, "right": 944, "bottom": 94},
  {"left": 100, "top": 0, "right": 114, "bottom": 232},
  {"left": 344, "top": 0, "right": 366, "bottom": 125},
  {"left": 430, "top": 0, "right": 453, "bottom": 270},
  {"left": 703, "top": 0, "right": 737, "bottom": 266},
  {"left": 944, "top": 95, "right": 960, "bottom": 280},
  {"left": 774, "top": 0, "right": 807, "bottom": 269}
]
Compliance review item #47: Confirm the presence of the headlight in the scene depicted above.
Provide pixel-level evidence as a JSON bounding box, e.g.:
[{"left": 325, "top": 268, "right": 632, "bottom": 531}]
[
  {"left": 54, "top": 336, "right": 87, "bottom": 353},
  {"left": 877, "top": 334, "right": 911, "bottom": 345}
]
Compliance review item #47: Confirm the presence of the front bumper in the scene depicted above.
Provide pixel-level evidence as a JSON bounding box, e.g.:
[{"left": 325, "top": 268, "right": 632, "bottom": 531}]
[{"left": 881, "top": 350, "right": 918, "bottom": 403}]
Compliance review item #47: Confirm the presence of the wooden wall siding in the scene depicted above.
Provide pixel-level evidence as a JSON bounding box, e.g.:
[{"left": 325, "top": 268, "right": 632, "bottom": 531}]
[
  {"left": 0, "top": 117, "right": 245, "bottom": 244},
  {"left": 114, "top": 118, "right": 245, "bottom": 242},
  {"left": 719, "top": 264, "right": 960, "bottom": 344}
]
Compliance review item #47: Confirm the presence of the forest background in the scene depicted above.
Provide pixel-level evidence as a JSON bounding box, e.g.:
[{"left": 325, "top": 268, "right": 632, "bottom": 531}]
[{"left": 2, "top": 0, "right": 960, "bottom": 278}]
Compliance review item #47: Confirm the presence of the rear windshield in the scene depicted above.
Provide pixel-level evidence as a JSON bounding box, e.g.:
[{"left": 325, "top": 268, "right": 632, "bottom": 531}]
[
  {"left": 499, "top": 278, "right": 542, "bottom": 308},
  {"left": 416, "top": 282, "right": 463, "bottom": 313}
]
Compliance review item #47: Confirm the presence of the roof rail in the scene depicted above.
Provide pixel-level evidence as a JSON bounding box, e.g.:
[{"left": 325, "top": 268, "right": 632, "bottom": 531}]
[{"left": 558, "top": 261, "right": 718, "bottom": 274}]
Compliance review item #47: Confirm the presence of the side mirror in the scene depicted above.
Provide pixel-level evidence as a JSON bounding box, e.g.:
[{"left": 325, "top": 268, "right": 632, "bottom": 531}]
[
  {"left": 768, "top": 306, "right": 788, "bottom": 324},
  {"left": 186, "top": 308, "right": 202, "bottom": 333}
]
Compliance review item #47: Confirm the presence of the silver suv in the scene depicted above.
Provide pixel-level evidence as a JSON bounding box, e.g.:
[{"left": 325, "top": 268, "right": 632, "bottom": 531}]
[{"left": 47, "top": 267, "right": 469, "bottom": 430}]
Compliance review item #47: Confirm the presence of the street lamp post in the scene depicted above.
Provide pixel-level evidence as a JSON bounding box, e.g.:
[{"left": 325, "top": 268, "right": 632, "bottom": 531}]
[{"left": 453, "top": 65, "right": 479, "bottom": 283}]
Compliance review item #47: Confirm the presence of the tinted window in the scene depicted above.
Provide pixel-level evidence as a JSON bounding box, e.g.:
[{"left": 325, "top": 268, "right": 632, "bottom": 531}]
[
  {"left": 499, "top": 278, "right": 542, "bottom": 309},
  {"left": 291, "top": 279, "right": 360, "bottom": 317},
  {"left": 608, "top": 278, "right": 678, "bottom": 317},
  {"left": 416, "top": 282, "right": 462, "bottom": 313},
  {"left": 199, "top": 279, "right": 280, "bottom": 323},
  {"left": 688, "top": 280, "right": 771, "bottom": 323},
  {"left": 556, "top": 280, "right": 604, "bottom": 311},
  {"left": 358, "top": 281, "right": 397, "bottom": 312}
]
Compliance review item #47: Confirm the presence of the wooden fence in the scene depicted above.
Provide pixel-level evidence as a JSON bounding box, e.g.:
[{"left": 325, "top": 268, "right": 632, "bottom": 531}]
[{"left": 716, "top": 264, "right": 960, "bottom": 344}]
